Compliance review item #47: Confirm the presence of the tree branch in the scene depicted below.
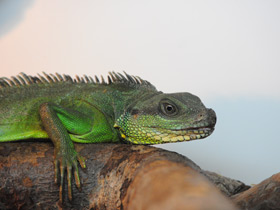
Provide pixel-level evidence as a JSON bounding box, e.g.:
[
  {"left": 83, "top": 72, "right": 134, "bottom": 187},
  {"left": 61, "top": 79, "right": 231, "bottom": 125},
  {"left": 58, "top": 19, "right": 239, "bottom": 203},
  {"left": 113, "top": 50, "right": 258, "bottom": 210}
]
[{"left": 0, "top": 142, "right": 238, "bottom": 209}]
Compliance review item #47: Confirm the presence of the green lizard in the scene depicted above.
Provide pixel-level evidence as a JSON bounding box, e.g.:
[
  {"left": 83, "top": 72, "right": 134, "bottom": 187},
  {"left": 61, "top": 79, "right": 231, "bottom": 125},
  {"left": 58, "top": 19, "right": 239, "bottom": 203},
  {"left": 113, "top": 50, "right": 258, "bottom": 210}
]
[{"left": 0, "top": 72, "right": 216, "bottom": 203}]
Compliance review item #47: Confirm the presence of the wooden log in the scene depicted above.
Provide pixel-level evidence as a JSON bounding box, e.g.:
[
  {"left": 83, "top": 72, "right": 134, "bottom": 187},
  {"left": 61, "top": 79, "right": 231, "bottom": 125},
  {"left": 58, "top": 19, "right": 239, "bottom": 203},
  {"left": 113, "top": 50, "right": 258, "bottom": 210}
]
[
  {"left": 232, "top": 172, "right": 280, "bottom": 210},
  {"left": 0, "top": 142, "right": 237, "bottom": 210}
]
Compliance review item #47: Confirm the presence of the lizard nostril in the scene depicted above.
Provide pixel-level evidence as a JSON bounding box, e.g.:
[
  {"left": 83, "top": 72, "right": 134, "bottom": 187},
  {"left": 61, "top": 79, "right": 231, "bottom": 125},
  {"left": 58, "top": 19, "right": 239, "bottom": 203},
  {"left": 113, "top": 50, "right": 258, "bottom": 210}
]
[{"left": 197, "top": 112, "right": 205, "bottom": 121}]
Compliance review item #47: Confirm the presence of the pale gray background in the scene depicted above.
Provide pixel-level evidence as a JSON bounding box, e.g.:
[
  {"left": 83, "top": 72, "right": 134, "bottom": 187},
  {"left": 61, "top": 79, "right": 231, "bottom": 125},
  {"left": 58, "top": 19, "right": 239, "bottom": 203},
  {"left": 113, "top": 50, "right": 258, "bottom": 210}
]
[{"left": 0, "top": 0, "right": 279, "bottom": 184}]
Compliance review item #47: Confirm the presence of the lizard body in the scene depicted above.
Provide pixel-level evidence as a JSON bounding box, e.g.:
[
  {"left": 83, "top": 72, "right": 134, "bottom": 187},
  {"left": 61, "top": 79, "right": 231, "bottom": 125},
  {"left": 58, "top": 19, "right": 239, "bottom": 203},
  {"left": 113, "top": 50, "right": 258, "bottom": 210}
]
[{"left": 0, "top": 72, "right": 216, "bottom": 203}]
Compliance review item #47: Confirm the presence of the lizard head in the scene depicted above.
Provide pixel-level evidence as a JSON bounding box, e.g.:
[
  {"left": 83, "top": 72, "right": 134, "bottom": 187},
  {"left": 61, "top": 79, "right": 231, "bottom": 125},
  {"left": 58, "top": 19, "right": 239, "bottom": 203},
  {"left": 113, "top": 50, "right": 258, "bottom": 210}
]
[{"left": 115, "top": 92, "right": 217, "bottom": 144}]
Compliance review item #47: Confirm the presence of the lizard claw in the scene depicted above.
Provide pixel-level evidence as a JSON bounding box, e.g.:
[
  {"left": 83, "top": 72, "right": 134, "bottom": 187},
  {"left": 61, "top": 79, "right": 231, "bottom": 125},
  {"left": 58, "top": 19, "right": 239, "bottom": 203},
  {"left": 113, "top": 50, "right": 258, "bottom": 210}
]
[
  {"left": 78, "top": 155, "right": 86, "bottom": 169},
  {"left": 67, "top": 166, "right": 73, "bottom": 201},
  {"left": 73, "top": 157, "right": 81, "bottom": 190},
  {"left": 59, "top": 164, "right": 65, "bottom": 203}
]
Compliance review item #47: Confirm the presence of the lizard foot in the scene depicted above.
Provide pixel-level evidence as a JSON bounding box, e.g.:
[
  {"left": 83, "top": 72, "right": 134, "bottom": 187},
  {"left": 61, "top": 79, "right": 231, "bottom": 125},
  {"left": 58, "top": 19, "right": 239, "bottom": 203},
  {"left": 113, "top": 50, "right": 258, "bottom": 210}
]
[{"left": 54, "top": 149, "right": 86, "bottom": 204}]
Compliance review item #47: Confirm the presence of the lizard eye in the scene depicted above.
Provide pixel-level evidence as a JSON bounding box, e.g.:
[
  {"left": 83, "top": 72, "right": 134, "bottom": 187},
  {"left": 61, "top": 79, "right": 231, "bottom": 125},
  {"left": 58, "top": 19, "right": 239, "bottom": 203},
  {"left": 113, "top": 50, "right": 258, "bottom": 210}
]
[{"left": 160, "top": 102, "right": 178, "bottom": 116}]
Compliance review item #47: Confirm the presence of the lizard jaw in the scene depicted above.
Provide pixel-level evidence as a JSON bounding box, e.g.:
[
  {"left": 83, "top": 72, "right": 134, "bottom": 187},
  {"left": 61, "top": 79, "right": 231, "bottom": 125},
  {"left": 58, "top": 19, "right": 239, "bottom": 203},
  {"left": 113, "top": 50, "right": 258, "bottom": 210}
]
[
  {"left": 156, "top": 126, "right": 215, "bottom": 142},
  {"left": 116, "top": 126, "right": 214, "bottom": 144}
]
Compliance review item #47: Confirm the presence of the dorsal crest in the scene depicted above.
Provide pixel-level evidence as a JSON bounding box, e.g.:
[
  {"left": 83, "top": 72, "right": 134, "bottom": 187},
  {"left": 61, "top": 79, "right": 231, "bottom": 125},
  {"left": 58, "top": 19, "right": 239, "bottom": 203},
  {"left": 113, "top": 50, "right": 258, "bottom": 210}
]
[{"left": 0, "top": 72, "right": 156, "bottom": 90}]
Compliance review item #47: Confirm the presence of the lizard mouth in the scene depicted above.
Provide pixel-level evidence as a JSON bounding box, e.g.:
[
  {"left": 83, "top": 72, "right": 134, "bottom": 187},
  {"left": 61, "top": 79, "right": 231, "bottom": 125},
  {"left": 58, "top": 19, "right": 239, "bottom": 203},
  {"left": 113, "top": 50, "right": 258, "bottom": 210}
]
[
  {"left": 117, "top": 125, "right": 215, "bottom": 144},
  {"left": 170, "top": 126, "right": 214, "bottom": 140},
  {"left": 149, "top": 126, "right": 215, "bottom": 142}
]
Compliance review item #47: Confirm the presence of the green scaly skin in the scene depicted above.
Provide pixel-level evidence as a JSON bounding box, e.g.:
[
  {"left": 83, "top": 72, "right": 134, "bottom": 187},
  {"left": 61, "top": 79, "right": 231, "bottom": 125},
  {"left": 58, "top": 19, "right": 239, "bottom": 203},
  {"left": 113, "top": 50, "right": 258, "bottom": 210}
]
[{"left": 0, "top": 72, "right": 216, "bottom": 203}]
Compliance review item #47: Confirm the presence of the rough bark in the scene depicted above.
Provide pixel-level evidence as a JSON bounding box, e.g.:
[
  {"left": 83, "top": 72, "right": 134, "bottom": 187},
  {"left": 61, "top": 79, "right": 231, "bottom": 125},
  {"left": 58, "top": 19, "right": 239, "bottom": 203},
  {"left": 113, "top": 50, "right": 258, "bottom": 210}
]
[
  {"left": 0, "top": 142, "right": 238, "bottom": 210},
  {"left": 232, "top": 172, "right": 280, "bottom": 210},
  {"left": 202, "top": 170, "right": 250, "bottom": 196}
]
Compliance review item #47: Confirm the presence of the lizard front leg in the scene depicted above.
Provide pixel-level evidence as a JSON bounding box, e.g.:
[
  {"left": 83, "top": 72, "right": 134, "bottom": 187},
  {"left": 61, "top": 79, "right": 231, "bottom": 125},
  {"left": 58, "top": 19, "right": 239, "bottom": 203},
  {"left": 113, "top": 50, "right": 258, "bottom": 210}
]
[{"left": 39, "top": 102, "right": 86, "bottom": 203}]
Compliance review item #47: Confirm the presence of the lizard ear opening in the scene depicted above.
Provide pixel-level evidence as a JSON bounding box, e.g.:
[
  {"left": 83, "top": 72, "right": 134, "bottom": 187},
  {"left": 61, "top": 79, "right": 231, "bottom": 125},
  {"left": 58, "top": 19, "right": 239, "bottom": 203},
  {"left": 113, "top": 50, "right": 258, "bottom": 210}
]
[{"left": 131, "top": 109, "right": 139, "bottom": 115}]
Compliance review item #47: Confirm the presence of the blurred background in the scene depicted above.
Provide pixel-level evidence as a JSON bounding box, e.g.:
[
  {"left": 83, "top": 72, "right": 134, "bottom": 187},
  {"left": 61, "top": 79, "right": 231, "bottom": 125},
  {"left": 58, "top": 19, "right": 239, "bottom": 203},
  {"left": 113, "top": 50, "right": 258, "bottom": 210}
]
[{"left": 0, "top": 0, "right": 279, "bottom": 184}]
